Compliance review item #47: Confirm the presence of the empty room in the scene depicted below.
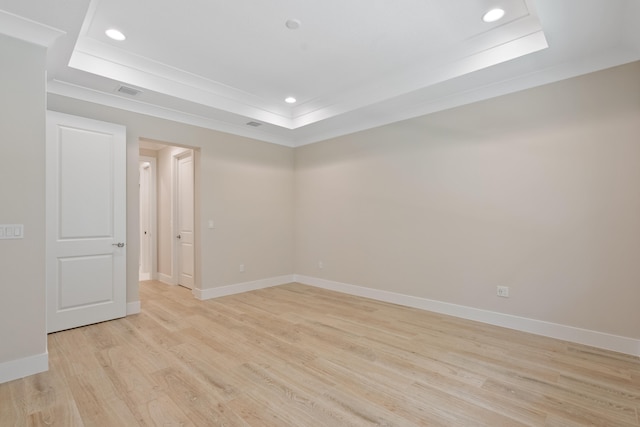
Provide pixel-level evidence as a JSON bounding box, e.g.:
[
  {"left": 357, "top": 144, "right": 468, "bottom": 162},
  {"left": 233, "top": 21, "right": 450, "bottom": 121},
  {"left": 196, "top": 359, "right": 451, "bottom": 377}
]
[{"left": 1, "top": 0, "right": 640, "bottom": 425}]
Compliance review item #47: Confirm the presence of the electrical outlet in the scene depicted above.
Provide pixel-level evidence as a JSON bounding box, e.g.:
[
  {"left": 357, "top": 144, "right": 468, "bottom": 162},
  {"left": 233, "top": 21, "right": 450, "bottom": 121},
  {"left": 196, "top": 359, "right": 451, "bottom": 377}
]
[
  {"left": 497, "top": 286, "right": 509, "bottom": 298},
  {"left": 318, "top": 260, "right": 324, "bottom": 269},
  {"left": 239, "top": 264, "right": 245, "bottom": 273}
]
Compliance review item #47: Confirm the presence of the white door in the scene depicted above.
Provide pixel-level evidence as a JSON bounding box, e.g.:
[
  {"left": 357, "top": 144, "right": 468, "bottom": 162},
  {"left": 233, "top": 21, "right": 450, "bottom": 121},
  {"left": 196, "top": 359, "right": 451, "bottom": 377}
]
[
  {"left": 139, "top": 160, "right": 152, "bottom": 281},
  {"left": 176, "top": 151, "right": 194, "bottom": 289},
  {"left": 46, "top": 111, "right": 127, "bottom": 333}
]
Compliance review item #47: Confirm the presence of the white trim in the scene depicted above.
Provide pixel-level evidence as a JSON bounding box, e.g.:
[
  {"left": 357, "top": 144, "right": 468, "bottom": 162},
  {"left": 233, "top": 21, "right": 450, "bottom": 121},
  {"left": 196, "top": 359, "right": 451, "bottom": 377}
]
[
  {"left": 157, "top": 272, "right": 176, "bottom": 286},
  {"left": 68, "top": 40, "right": 294, "bottom": 128},
  {"left": 49, "top": 49, "right": 640, "bottom": 149},
  {"left": 290, "top": 30, "right": 548, "bottom": 129},
  {"left": 0, "top": 352, "right": 48, "bottom": 384},
  {"left": 46, "top": 81, "right": 296, "bottom": 148},
  {"left": 294, "top": 275, "right": 640, "bottom": 357},
  {"left": 127, "top": 301, "right": 141, "bottom": 315},
  {"left": 293, "top": 48, "right": 640, "bottom": 147},
  {"left": 0, "top": 10, "right": 65, "bottom": 48},
  {"left": 66, "top": 5, "right": 546, "bottom": 131},
  {"left": 194, "top": 275, "right": 295, "bottom": 300}
]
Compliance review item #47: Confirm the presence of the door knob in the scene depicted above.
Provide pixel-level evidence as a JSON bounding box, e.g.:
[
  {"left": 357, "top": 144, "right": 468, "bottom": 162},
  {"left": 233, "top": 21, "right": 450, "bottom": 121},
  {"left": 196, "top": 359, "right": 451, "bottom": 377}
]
[
  {"left": 177, "top": 234, "right": 181, "bottom": 239},
  {"left": 112, "top": 242, "right": 125, "bottom": 247}
]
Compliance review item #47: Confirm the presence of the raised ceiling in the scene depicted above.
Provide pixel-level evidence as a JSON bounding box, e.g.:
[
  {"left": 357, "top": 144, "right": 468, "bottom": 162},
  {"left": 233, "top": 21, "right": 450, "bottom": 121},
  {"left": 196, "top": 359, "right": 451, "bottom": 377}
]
[{"left": 1, "top": 0, "right": 639, "bottom": 146}]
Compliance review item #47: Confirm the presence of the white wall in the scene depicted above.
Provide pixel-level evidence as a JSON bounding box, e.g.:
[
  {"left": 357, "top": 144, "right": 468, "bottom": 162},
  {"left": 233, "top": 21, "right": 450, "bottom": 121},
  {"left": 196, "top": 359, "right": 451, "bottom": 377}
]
[
  {"left": 295, "top": 62, "right": 640, "bottom": 342},
  {"left": 0, "top": 35, "right": 48, "bottom": 381}
]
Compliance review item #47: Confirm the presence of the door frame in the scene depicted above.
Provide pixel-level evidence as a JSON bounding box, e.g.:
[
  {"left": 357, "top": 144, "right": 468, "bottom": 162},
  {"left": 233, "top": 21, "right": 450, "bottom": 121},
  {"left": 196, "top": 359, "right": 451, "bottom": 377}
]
[{"left": 139, "top": 156, "right": 157, "bottom": 281}]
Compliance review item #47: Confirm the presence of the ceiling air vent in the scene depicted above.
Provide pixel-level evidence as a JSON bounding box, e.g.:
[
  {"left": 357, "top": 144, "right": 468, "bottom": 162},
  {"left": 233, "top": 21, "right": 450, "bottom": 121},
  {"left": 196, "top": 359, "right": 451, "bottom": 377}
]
[
  {"left": 117, "top": 85, "right": 142, "bottom": 96},
  {"left": 246, "top": 121, "right": 262, "bottom": 127}
]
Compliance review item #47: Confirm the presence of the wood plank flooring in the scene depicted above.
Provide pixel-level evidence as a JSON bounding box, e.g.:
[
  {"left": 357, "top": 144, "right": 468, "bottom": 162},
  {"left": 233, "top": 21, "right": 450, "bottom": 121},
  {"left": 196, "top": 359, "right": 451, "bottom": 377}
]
[{"left": 1, "top": 281, "right": 639, "bottom": 426}]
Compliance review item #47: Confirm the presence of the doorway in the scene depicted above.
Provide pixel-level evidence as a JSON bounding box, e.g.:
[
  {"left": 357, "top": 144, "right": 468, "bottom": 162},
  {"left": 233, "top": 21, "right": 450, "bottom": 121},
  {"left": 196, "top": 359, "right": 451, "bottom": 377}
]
[{"left": 138, "top": 139, "right": 199, "bottom": 291}]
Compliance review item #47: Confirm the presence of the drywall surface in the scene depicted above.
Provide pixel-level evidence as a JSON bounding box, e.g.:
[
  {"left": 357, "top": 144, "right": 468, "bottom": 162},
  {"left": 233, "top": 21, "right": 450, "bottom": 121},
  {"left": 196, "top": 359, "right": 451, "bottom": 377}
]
[
  {"left": 295, "top": 61, "right": 640, "bottom": 339},
  {"left": 0, "top": 35, "right": 47, "bottom": 367}
]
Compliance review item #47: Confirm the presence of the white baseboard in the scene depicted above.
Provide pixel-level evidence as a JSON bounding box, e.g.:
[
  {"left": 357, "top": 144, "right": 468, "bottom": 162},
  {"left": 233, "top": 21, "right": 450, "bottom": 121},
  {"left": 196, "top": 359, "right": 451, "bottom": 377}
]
[
  {"left": 127, "top": 301, "right": 141, "bottom": 315},
  {"left": 194, "top": 275, "right": 296, "bottom": 300},
  {"left": 157, "top": 273, "right": 176, "bottom": 286},
  {"left": 294, "top": 275, "right": 640, "bottom": 357},
  {"left": 139, "top": 273, "right": 152, "bottom": 281},
  {"left": 0, "top": 352, "right": 48, "bottom": 384}
]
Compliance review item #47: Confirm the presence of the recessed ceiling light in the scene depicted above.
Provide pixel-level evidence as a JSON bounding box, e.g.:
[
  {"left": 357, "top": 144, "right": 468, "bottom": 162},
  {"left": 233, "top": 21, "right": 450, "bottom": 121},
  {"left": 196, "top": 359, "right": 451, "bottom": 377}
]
[
  {"left": 105, "top": 28, "right": 126, "bottom": 41},
  {"left": 482, "top": 8, "right": 505, "bottom": 23},
  {"left": 285, "top": 19, "right": 301, "bottom": 30},
  {"left": 285, "top": 97, "right": 297, "bottom": 104}
]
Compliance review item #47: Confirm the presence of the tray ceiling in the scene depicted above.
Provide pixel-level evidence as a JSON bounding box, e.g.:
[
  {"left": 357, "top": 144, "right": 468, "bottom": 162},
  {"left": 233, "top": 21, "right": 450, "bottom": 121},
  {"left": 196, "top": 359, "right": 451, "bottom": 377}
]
[{"left": 1, "top": 0, "right": 639, "bottom": 146}]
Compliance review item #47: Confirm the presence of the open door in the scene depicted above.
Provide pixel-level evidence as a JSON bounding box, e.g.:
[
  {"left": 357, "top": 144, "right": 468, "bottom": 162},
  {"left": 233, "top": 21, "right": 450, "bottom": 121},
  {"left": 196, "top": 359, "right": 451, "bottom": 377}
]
[
  {"left": 175, "top": 150, "right": 194, "bottom": 289},
  {"left": 46, "top": 111, "right": 127, "bottom": 333}
]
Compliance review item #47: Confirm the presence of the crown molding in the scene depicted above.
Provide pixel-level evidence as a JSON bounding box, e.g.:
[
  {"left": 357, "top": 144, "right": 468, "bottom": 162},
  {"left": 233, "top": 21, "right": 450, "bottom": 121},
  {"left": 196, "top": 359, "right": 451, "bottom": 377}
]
[
  {"left": 47, "top": 80, "right": 297, "bottom": 147},
  {"left": 50, "top": 46, "right": 640, "bottom": 149},
  {"left": 0, "top": 9, "right": 65, "bottom": 48},
  {"left": 68, "top": 38, "right": 296, "bottom": 129},
  {"left": 292, "top": 46, "right": 640, "bottom": 147},
  {"left": 67, "top": 0, "right": 547, "bottom": 131}
]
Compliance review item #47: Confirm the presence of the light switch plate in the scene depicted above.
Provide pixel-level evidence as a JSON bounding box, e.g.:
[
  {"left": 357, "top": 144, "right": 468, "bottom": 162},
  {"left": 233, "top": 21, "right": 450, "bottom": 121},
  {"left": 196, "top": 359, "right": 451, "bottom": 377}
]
[{"left": 0, "top": 224, "right": 24, "bottom": 239}]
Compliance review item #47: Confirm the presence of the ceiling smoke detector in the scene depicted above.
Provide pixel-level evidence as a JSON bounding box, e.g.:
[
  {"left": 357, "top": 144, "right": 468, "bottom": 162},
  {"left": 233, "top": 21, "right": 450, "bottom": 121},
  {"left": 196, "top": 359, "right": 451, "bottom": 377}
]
[
  {"left": 117, "top": 85, "right": 142, "bottom": 96},
  {"left": 285, "top": 19, "right": 301, "bottom": 30}
]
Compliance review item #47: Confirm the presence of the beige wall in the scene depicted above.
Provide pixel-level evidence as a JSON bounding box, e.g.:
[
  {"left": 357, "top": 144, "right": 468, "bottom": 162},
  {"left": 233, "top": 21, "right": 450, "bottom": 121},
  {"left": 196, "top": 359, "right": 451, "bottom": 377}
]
[
  {"left": 139, "top": 148, "right": 157, "bottom": 158},
  {"left": 0, "top": 36, "right": 47, "bottom": 364},
  {"left": 48, "top": 95, "right": 295, "bottom": 302},
  {"left": 295, "top": 62, "right": 640, "bottom": 339}
]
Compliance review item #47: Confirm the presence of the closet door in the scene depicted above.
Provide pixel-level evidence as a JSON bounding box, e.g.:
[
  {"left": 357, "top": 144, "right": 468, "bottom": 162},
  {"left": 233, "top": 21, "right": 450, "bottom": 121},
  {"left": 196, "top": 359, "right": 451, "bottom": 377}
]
[{"left": 46, "top": 111, "right": 127, "bottom": 333}]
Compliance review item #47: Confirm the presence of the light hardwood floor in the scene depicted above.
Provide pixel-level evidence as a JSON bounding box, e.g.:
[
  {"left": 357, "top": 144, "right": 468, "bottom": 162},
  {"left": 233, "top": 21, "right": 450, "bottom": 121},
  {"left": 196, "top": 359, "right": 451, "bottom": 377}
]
[{"left": 1, "top": 281, "right": 639, "bottom": 426}]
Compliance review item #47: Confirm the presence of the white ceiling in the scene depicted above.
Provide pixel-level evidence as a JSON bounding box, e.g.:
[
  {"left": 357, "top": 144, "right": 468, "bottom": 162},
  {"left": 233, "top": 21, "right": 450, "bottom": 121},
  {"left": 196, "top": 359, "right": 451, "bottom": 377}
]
[{"left": 1, "top": 0, "right": 639, "bottom": 147}]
